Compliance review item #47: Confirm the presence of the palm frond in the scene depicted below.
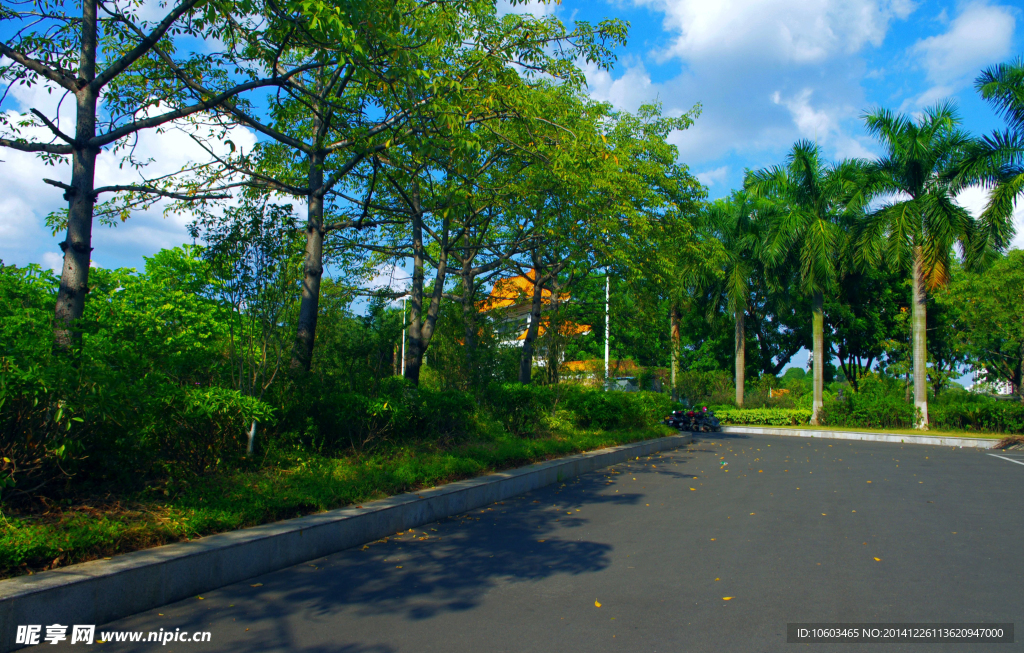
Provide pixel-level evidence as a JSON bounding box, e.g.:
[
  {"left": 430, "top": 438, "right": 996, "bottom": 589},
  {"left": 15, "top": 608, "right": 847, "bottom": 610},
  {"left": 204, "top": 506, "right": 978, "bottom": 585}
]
[{"left": 976, "top": 56, "right": 1024, "bottom": 133}]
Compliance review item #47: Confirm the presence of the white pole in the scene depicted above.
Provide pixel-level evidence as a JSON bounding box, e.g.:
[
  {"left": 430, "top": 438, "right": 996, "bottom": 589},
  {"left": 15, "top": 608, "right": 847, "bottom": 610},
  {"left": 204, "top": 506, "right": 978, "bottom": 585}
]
[
  {"left": 401, "top": 297, "right": 407, "bottom": 377},
  {"left": 604, "top": 273, "right": 610, "bottom": 389}
]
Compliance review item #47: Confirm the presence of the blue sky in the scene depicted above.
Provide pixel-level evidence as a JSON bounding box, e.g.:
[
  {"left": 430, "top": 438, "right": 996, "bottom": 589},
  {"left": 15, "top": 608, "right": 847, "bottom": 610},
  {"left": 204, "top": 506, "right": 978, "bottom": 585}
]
[
  {"left": 551, "top": 0, "right": 1023, "bottom": 213},
  {"left": 1, "top": 0, "right": 1022, "bottom": 270}
]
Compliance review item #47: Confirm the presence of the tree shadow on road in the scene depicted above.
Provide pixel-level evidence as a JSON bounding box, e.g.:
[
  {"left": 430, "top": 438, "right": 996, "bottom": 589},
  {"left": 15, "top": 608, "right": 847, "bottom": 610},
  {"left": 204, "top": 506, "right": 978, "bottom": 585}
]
[{"left": 107, "top": 448, "right": 705, "bottom": 652}]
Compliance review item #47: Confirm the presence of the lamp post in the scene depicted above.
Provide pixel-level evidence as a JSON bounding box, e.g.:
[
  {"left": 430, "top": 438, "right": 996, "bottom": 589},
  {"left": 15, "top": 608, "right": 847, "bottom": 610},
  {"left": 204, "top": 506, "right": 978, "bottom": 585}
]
[
  {"left": 401, "top": 297, "right": 407, "bottom": 377},
  {"left": 604, "top": 273, "right": 610, "bottom": 390}
]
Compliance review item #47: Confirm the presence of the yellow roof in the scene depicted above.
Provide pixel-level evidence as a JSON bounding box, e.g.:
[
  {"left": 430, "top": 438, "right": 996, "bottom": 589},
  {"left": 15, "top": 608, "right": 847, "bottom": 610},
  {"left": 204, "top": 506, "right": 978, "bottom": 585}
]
[
  {"left": 562, "top": 359, "right": 642, "bottom": 374},
  {"left": 478, "top": 270, "right": 571, "bottom": 312},
  {"left": 514, "top": 317, "right": 592, "bottom": 340}
]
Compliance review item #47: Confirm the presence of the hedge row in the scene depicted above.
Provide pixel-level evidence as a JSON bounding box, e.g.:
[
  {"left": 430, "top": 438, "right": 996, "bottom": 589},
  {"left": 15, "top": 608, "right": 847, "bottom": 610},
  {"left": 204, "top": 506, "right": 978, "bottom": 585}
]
[
  {"left": 715, "top": 408, "right": 812, "bottom": 426},
  {"left": 930, "top": 401, "right": 1024, "bottom": 434},
  {"left": 714, "top": 399, "right": 1023, "bottom": 433}
]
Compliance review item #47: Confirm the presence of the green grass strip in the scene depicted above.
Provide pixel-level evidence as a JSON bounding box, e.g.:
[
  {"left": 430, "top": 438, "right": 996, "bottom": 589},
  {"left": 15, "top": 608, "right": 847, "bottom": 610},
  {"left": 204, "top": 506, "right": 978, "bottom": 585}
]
[{"left": 0, "top": 424, "right": 675, "bottom": 580}]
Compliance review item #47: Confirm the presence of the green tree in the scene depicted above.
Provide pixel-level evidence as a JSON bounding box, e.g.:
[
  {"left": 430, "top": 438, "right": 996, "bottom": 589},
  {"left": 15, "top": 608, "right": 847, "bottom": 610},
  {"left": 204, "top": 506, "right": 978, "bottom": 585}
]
[
  {"left": 746, "top": 141, "right": 867, "bottom": 423},
  {"left": 0, "top": 0, "right": 323, "bottom": 349},
  {"left": 949, "top": 56, "right": 1023, "bottom": 250},
  {"left": 190, "top": 199, "right": 303, "bottom": 453},
  {"left": 702, "top": 192, "right": 762, "bottom": 407},
  {"left": 937, "top": 250, "right": 1024, "bottom": 401},
  {"left": 826, "top": 267, "right": 903, "bottom": 392},
  {"left": 858, "top": 103, "right": 978, "bottom": 427}
]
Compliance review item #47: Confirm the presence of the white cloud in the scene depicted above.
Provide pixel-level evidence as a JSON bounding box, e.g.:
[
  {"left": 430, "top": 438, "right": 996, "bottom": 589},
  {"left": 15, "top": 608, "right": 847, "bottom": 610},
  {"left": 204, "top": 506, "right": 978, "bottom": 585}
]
[
  {"left": 579, "top": 0, "right": 903, "bottom": 176},
  {"left": 772, "top": 89, "right": 839, "bottom": 139},
  {"left": 583, "top": 60, "right": 655, "bottom": 112},
  {"left": 0, "top": 104, "right": 257, "bottom": 269},
  {"left": 631, "top": 0, "right": 916, "bottom": 64},
  {"left": 909, "top": 2, "right": 1016, "bottom": 105},
  {"left": 40, "top": 251, "right": 63, "bottom": 272},
  {"left": 956, "top": 185, "right": 1024, "bottom": 251},
  {"left": 696, "top": 165, "right": 729, "bottom": 187}
]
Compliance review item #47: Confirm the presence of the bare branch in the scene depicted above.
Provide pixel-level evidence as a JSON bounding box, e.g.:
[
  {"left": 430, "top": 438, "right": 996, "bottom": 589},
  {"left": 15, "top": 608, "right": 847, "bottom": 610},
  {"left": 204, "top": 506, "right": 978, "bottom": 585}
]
[
  {"left": 0, "top": 42, "right": 77, "bottom": 91},
  {"left": 92, "top": 0, "right": 206, "bottom": 91},
  {"left": 90, "top": 61, "right": 325, "bottom": 149},
  {"left": 29, "top": 108, "right": 75, "bottom": 144},
  {"left": 1, "top": 137, "right": 73, "bottom": 154},
  {"left": 92, "top": 184, "right": 231, "bottom": 200},
  {"left": 43, "top": 177, "right": 73, "bottom": 191}
]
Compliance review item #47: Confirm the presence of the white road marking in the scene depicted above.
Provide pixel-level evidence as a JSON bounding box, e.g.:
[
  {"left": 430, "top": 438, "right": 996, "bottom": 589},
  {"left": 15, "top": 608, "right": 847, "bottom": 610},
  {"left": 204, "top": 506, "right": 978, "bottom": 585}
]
[{"left": 988, "top": 453, "right": 1024, "bottom": 466}]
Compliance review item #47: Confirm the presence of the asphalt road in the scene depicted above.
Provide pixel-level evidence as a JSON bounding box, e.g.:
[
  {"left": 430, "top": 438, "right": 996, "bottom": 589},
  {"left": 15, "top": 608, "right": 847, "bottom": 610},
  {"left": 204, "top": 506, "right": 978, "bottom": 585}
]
[{"left": 60, "top": 434, "right": 1023, "bottom": 652}]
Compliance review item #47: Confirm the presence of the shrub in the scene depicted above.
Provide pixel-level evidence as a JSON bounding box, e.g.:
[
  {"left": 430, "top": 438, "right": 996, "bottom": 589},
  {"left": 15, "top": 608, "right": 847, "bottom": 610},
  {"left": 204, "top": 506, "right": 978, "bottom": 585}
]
[
  {"left": 483, "top": 383, "right": 555, "bottom": 436},
  {"left": 716, "top": 408, "right": 812, "bottom": 426},
  {"left": 930, "top": 400, "right": 1024, "bottom": 434},
  {"left": 818, "top": 375, "right": 915, "bottom": 429},
  {"left": 676, "top": 370, "right": 732, "bottom": 405},
  {"left": 561, "top": 389, "right": 672, "bottom": 430},
  {"left": 150, "top": 386, "right": 276, "bottom": 473}
]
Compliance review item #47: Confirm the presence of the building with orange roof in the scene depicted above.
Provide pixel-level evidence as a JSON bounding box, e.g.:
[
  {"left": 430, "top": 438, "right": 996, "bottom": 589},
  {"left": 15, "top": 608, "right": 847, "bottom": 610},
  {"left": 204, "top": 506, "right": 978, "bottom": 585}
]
[{"left": 479, "top": 270, "right": 591, "bottom": 352}]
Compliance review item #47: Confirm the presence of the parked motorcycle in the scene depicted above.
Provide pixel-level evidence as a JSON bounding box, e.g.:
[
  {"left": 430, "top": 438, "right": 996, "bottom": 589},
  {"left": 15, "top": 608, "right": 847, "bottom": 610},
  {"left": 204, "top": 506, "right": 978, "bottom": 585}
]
[{"left": 663, "top": 406, "right": 721, "bottom": 433}]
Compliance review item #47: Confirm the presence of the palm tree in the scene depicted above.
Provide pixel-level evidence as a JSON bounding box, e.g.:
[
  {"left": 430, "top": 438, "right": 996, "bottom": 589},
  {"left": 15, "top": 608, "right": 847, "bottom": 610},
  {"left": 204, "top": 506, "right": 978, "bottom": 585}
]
[
  {"left": 703, "top": 192, "right": 763, "bottom": 408},
  {"left": 746, "top": 140, "right": 868, "bottom": 424},
  {"left": 857, "top": 102, "right": 976, "bottom": 428},
  {"left": 947, "top": 58, "right": 1022, "bottom": 255}
]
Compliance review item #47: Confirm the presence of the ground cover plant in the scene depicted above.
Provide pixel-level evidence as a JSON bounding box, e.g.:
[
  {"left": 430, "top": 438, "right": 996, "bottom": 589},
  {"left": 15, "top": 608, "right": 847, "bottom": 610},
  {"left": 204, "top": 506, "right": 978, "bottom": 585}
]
[{"left": 0, "top": 419, "right": 673, "bottom": 579}]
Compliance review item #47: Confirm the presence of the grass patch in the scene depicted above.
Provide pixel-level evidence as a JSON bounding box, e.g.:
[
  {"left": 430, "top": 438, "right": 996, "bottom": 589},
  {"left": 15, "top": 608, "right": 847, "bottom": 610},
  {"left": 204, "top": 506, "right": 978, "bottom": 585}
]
[{"left": 0, "top": 423, "right": 675, "bottom": 580}]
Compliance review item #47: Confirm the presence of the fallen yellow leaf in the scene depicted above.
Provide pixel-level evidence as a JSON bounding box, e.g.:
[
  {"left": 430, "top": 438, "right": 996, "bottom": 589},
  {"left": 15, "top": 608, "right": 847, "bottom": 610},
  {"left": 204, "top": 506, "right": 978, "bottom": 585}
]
[
  {"left": 250, "top": 583, "right": 263, "bottom": 587},
  {"left": 595, "top": 600, "right": 602, "bottom": 608},
  {"left": 874, "top": 557, "right": 881, "bottom": 562},
  {"left": 690, "top": 488, "right": 696, "bottom": 491},
  {"left": 723, "top": 597, "right": 733, "bottom": 601}
]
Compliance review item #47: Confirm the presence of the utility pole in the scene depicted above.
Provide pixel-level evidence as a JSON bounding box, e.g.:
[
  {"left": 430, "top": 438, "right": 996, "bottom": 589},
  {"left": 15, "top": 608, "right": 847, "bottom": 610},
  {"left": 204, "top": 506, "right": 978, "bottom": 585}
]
[{"left": 604, "top": 273, "right": 610, "bottom": 390}]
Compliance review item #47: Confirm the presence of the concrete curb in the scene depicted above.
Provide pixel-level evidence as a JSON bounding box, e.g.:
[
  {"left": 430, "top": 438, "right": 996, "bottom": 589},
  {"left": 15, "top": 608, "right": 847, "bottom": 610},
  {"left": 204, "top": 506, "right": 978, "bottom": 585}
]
[
  {"left": 720, "top": 425, "right": 998, "bottom": 449},
  {"left": 0, "top": 433, "right": 691, "bottom": 652}
]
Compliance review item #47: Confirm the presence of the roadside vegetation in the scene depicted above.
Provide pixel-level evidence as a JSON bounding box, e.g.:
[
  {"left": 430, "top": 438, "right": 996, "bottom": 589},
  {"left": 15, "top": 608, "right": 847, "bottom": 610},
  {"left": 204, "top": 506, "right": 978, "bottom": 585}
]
[{"left": 1, "top": 2, "right": 1022, "bottom": 578}]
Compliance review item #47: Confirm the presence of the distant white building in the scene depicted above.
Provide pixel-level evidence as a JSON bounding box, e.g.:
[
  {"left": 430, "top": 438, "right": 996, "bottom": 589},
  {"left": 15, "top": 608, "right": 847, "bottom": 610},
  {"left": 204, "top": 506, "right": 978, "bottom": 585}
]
[{"left": 966, "top": 368, "right": 1013, "bottom": 395}]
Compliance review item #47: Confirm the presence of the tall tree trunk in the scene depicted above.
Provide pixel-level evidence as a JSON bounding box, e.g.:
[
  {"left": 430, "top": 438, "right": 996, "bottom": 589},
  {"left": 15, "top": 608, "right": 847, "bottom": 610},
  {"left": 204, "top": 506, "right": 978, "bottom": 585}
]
[
  {"left": 404, "top": 201, "right": 427, "bottom": 385},
  {"left": 546, "top": 277, "right": 561, "bottom": 384},
  {"left": 810, "top": 290, "right": 824, "bottom": 425},
  {"left": 912, "top": 249, "right": 929, "bottom": 428},
  {"left": 1018, "top": 338, "right": 1023, "bottom": 403},
  {"left": 518, "top": 271, "right": 545, "bottom": 384},
  {"left": 403, "top": 187, "right": 449, "bottom": 385},
  {"left": 54, "top": 0, "right": 99, "bottom": 350},
  {"left": 461, "top": 259, "right": 478, "bottom": 382},
  {"left": 291, "top": 150, "right": 325, "bottom": 372},
  {"left": 669, "top": 301, "right": 680, "bottom": 401},
  {"left": 734, "top": 307, "right": 745, "bottom": 408}
]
